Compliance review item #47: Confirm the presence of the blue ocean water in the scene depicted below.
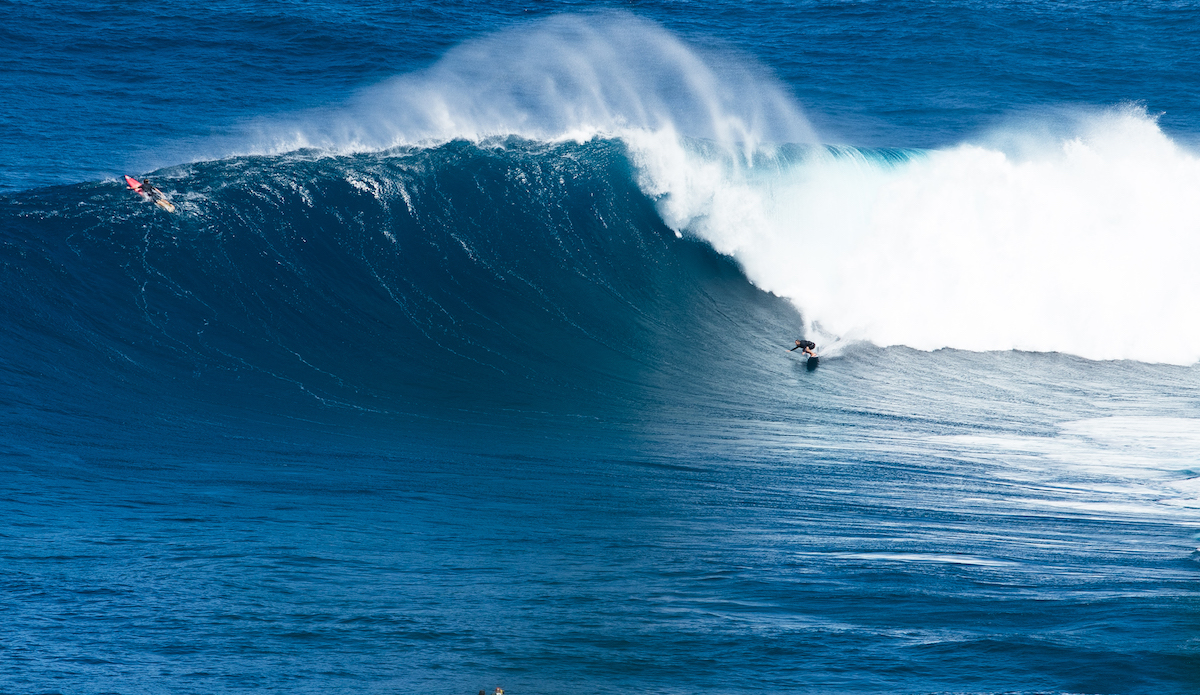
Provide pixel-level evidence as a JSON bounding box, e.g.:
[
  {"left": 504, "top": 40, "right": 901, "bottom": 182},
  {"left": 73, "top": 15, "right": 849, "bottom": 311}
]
[{"left": 2, "top": 2, "right": 1199, "bottom": 694}]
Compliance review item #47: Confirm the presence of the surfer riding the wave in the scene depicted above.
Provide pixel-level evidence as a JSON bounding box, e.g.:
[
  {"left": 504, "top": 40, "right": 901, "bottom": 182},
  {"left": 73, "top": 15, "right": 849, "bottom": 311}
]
[{"left": 789, "top": 339, "right": 816, "bottom": 357}]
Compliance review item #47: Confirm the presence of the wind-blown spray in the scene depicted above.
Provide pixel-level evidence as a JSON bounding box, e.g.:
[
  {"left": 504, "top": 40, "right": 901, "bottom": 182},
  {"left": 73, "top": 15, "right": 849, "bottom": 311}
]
[{"left": 253, "top": 13, "right": 816, "bottom": 157}]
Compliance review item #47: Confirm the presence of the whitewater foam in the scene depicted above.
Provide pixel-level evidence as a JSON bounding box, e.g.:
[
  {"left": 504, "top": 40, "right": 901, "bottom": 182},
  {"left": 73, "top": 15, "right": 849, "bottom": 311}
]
[{"left": 631, "top": 105, "right": 1200, "bottom": 365}]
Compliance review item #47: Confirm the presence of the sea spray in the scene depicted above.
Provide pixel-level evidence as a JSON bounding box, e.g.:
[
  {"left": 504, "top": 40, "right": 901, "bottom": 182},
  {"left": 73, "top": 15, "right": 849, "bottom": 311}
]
[{"left": 244, "top": 12, "right": 816, "bottom": 157}]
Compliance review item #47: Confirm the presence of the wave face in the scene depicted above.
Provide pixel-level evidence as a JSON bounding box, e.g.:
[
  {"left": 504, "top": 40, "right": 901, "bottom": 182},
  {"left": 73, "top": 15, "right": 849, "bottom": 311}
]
[{"left": 0, "top": 139, "right": 800, "bottom": 421}]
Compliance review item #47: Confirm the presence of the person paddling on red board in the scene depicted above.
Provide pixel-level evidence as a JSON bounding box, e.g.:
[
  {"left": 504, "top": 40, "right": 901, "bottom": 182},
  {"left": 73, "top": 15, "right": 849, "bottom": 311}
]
[
  {"left": 789, "top": 339, "right": 817, "bottom": 357},
  {"left": 125, "top": 175, "right": 176, "bottom": 212},
  {"left": 125, "top": 175, "right": 160, "bottom": 198}
]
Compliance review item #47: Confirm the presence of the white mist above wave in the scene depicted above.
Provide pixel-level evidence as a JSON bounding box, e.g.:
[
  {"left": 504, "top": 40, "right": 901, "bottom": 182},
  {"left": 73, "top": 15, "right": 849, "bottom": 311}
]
[
  {"left": 244, "top": 14, "right": 1200, "bottom": 365},
  {"left": 249, "top": 13, "right": 815, "bottom": 157},
  {"left": 634, "top": 105, "right": 1200, "bottom": 365}
]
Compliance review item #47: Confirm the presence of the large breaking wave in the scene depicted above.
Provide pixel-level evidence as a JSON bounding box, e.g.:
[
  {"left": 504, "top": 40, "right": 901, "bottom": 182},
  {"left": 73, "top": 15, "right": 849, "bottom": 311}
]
[
  {"left": 220, "top": 12, "right": 1200, "bottom": 365},
  {"left": 10, "top": 11, "right": 1200, "bottom": 378}
]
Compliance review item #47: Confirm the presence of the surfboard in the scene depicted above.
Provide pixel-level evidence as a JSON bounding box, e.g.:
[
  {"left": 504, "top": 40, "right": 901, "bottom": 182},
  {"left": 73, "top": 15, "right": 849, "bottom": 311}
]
[
  {"left": 125, "top": 175, "right": 148, "bottom": 199},
  {"left": 785, "top": 348, "right": 819, "bottom": 370}
]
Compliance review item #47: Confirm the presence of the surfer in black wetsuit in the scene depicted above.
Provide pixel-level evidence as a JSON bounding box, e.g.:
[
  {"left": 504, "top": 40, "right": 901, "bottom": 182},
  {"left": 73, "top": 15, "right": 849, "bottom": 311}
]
[
  {"left": 790, "top": 339, "right": 816, "bottom": 357},
  {"left": 138, "top": 179, "right": 159, "bottom": 198}
]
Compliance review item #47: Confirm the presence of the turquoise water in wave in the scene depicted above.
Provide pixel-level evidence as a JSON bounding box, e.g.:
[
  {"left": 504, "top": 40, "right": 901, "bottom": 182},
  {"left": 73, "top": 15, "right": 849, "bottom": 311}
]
[{"left": 2, "top": 2, "right": 1199, "bottom": 694}]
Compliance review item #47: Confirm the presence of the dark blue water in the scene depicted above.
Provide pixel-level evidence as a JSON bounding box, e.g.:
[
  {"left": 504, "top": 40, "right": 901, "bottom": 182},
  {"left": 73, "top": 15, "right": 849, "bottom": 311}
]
[{"left": 3, "top": 2, "right": 1199, "bottom": 694}]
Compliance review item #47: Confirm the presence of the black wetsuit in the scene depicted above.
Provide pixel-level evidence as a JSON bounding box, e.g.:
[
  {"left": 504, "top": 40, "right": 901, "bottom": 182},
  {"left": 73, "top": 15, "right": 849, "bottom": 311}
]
[{"left": 790, "top": 340, "right": 816, "bottom": 352}]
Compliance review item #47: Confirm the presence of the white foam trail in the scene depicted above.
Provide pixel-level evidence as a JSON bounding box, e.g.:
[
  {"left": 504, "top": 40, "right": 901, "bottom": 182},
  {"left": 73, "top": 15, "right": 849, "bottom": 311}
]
[
  {"left": 632, "top": 105, "right": 1200, "bottom": 364},
  {"left": 939, "top": 416, "right": 1200, "bottom": 520}
]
